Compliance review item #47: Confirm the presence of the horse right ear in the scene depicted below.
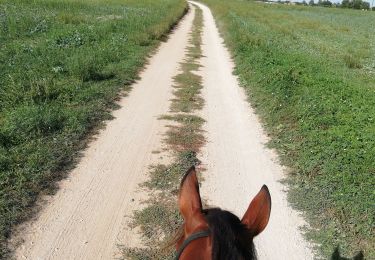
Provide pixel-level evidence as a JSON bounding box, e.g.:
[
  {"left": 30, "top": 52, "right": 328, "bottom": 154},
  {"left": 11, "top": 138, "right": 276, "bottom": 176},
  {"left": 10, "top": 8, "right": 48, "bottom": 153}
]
[
  {"left": 241, "top": 185, "right": 271, "bottom": 237},
  {"left": 178, "top": 166, "right": 207, "bottom": 234}
]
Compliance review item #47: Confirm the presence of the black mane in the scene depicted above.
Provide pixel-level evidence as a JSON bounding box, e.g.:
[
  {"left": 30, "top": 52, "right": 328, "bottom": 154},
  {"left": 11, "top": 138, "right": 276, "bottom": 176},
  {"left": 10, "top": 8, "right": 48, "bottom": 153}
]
[{"left": 203, "top": 208, "right": 256, "bottom": 260}]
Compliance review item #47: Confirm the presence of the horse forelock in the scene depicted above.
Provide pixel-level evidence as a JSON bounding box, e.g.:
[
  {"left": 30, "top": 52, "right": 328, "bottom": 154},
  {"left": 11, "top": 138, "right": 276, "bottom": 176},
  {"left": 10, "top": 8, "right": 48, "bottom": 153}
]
[
  {"left": 172, "top": 207, "right": 257, "bottom": 260},
  {"left": 203, "top": 208, "right": 256, "bottom": 260}
]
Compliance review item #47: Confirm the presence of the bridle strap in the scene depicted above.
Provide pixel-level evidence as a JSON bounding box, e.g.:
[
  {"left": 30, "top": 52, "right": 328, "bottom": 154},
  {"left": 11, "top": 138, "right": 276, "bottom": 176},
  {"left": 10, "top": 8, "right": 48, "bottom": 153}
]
[{"left": 175, "top": 230, "right": 210, "bottom": 260}]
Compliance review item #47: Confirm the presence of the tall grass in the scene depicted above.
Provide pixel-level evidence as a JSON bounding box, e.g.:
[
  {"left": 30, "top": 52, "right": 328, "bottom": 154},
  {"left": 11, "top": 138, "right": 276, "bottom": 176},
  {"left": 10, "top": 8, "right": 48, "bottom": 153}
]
[
  {"left": 0, "top": 0, "right": 186, "bottom": 257},
  {"left": 200, "top": 0, "right": 375, "bottom": 258}
]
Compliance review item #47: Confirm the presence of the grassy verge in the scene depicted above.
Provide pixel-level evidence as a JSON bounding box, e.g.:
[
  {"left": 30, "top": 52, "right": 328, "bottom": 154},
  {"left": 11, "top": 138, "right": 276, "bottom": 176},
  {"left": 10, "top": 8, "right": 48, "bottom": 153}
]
[
  {"left": 0, "top": 0, "right": 187, "bottom": 257},
  {"left": 199, "top": 0, "right": 375, "bottom": 258},
  {"left": 123, "top": 6, "right": 204, "bottom": 260}
]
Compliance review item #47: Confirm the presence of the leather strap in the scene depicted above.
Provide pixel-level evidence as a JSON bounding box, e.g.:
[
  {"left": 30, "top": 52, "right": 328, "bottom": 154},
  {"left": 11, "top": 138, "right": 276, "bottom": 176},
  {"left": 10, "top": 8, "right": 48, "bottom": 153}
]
[{"left": 175, "top": 230, "right": 210, "bottom": 259}]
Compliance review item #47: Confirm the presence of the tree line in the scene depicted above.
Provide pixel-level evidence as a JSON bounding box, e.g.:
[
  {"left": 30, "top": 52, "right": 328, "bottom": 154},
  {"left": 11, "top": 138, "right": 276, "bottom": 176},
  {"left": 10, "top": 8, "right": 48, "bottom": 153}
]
[{"left": 273, "top": 0, "right": 374, "bottom": 10}]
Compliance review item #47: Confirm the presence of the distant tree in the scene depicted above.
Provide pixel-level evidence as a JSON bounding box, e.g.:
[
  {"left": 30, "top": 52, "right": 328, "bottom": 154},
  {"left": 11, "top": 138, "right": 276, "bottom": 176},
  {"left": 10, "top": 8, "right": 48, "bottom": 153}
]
[
  {"left": 341, "top": 0, "right": 350, "bottom": 7},
  {"left": 321, "top": 0, "right": 333, "bottom": 6},
  {"left": 372, "top": 6, "right": 375, "bottom": 10},
  {"left": 353, "top": 0, "right": 362, "bottom": 9},
  {"left": 317, "top": 0, "right": 332, "bottom": 6},
  {"left": 302, "top": 0, "right": 308, "bottom": 5},
  {"left": 361, "top": 1, "right": 370, "bottom": 9},
  {"left": 309, "top": 0, "right": 315, "bottom": 5},
  {"left": 340, "top": 0, "right": 370, "bottom": 9}
]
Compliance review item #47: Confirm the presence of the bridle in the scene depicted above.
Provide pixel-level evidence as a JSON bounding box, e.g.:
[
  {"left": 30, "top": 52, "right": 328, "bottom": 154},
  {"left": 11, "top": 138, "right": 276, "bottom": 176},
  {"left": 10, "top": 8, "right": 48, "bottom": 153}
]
[{"left": 175, "top": 229, "right": 211, "bottom": 260}]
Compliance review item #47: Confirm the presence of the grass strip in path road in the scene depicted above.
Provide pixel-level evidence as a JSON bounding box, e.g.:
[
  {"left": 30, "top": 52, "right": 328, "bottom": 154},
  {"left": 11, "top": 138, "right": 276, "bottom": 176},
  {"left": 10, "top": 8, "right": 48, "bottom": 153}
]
[
  {"left": 199, "top": 0, "right": 375, "bottom": 258},
  {"left": 0, "top": 0, "right": 187, "bottom": 257},
  {"left": 123, "top": 6, "right": 205, "bottom": 260}
]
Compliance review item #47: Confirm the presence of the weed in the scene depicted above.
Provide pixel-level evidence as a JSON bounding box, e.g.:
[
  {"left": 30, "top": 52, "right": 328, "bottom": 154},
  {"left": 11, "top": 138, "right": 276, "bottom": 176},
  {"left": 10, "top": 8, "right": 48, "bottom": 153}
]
[{"left": 343, "top": 54, "right": 362, "bottom": 69}]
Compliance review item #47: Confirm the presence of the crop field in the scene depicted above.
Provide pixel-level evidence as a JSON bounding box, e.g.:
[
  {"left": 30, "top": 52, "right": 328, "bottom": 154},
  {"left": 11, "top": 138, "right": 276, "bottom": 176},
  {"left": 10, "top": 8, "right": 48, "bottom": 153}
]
[
  {"left": 199, "top": 0, "right": 375, "bottom": 258},
  {"left": 0, "top": 0, "right": 186, "bottom": 257}
]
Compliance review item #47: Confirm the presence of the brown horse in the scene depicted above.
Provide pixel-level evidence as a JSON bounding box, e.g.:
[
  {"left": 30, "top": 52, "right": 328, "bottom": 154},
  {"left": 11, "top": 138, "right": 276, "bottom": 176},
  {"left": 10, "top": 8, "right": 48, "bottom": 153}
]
[{"left": 175, "top": 166, "right": 271, "bottom": 260}]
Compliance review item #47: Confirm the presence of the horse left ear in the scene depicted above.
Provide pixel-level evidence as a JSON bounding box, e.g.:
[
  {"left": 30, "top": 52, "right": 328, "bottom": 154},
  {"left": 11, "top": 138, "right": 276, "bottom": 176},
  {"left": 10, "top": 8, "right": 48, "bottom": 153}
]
[
  {"left": 241, "top": 185, "right": 271, "bottom": 237},
  {"left": 178, "top": 166, "right": 207, "bottom": 234}
]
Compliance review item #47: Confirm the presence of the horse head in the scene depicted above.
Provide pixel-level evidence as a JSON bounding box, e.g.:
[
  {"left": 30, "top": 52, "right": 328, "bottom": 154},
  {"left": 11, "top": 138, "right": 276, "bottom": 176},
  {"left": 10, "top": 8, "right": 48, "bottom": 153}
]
[{"left": 176, "top": 166, "right": 271, "bottom": 260}]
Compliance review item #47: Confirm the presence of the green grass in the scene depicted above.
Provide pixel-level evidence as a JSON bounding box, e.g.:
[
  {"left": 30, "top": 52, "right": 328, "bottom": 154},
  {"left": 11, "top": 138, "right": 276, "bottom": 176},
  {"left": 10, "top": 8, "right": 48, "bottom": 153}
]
[
  {"left": 0, "top": 0, "right": 187, "bottom": 257},
  {"left": 124, "top": 151, "right": 200, "bottom": 260},
  {"left": 123, "top": 6, "right": 204, "bottom": 259},
  {"left": 199, "top": 1, "right": 375, "bottom": 258}
]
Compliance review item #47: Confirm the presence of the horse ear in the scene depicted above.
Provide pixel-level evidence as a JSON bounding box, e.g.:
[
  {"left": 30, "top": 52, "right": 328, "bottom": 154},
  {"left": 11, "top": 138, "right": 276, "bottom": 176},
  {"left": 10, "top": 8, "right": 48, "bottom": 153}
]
[
  {"left": 241, "top": 185, "right": 271, "bottom": 237},
  {"left": 178, "top": 166, "right": 206, "bottom": 233}
]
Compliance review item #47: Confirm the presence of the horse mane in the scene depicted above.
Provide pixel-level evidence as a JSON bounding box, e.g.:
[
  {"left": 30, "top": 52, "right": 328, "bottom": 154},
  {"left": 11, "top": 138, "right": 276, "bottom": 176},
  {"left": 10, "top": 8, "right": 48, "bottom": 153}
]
[
  {"left": 171, "top": 207, "right": 256, "bottom": 260},
  {"left": 203, "top": 208, "right": 256, "bottom": 260}
]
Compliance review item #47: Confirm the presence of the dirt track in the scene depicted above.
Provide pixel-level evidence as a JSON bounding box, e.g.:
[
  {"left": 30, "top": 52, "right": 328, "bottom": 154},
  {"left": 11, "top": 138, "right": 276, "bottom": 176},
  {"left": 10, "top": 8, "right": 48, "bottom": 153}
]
[
  {"left": 14, "top": 3, "right": 315, "bottom": 259},
  {"left": 13, "top": 7, "right": 195, "bottom": 260},
  {"left": 193, "top": 2, "right": 315, "bottom": 259}
]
